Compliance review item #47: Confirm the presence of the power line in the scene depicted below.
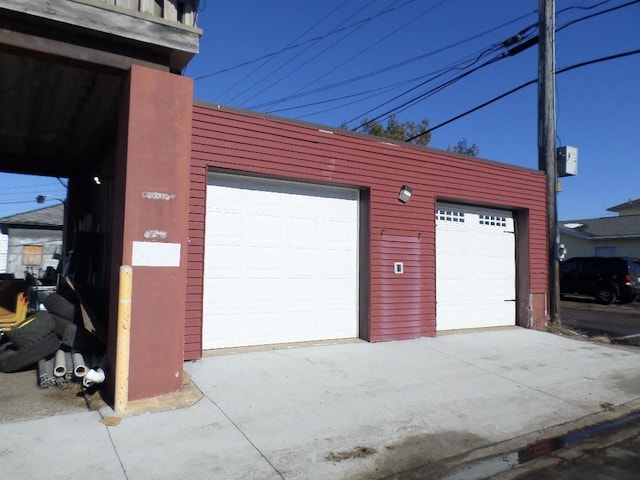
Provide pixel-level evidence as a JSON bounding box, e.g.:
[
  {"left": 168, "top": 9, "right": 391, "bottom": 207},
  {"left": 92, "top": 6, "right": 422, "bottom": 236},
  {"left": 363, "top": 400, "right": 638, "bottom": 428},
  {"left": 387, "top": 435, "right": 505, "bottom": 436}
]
[
  {"left": 238, "top": 0, "right": 379, "bottom": 107},
  {"left": 0, "top": 188, "right": 66, "bottom": 197},
  {"left": 247, "top": 0, "right": 609, "bottom": 116},
  {"left": 265, "top": 42, "right": 498, "bottom": 118},
  {"left": 201, "top": 0, "right": 635, "bottom": 125},
  {"left": 405, "top": 48, "right": 640, "bottom": 142},
  {"left": 289, "top": 0, "right": 451, "bottom": 98},
  {"left": 246, "top": 10, "right": 538, "bottom": 111},
  {"left": 0, "top": 181, "right": 64, "bottom": 193},
  {"left": 268, "top": 65, "right": 456, "bottom": 116},
  {"left": 222, "top": 0, "right": 351, "bottom": 104},
  {"left": 281, "top": 71, "right": 453, "bottom": 120},
  {"left": 0, "top": 200, "right": 52, "bottom": 206},
  {"left": 557, "top": 0, "right": 640, "bottom": 32},
  {"left": 290, "top": 37, "right": 528, "bottom": 123},
  {"left": 194, "top": 0, "right": 419, "bottom": 81},
  {"left": 349, "top": 33, "right": 537, "bottom": 131},
  {"left": 341, "top": 0, "right": 637, "bottom": 131},
  {"left": 557, "top": 0, "right": 610, "bottom": 14},
  {"left": 196, "top": 0, "right": 613, "bottom": 86}
]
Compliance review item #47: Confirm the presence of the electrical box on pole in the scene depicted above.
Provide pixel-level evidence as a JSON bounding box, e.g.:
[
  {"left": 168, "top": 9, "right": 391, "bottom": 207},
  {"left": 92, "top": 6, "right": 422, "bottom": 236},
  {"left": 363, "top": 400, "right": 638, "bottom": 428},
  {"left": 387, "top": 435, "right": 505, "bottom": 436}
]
[{"left": 557, "top": 146, "right": 578, "bottom": 177}]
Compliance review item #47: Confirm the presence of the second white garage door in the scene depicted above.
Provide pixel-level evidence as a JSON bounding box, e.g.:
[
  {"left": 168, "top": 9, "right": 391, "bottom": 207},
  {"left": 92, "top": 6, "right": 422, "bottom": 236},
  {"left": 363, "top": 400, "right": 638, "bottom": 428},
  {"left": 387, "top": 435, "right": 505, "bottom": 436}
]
[
  {"left": 202, "top": 173, "right": 359, "bottom": 349},
  {"left": 436, "top": 203, "right": 516, "bottom": 330}
]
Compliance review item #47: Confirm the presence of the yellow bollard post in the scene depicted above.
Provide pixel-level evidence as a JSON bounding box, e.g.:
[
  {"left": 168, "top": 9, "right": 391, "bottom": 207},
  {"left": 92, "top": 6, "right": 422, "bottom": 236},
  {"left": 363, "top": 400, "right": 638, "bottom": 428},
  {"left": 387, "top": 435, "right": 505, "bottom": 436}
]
[{"left": 114, "top": 265, "right": 133, "bottom": 414}]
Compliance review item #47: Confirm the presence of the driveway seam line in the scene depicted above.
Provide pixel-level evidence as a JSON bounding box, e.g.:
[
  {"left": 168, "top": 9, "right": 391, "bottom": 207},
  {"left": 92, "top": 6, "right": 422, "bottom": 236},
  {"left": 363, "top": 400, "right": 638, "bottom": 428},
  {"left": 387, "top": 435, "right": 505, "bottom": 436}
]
[
  {"left": 202, "top": 392, "right": 286, "bottom": 480},
  {"left": 104, "top": 423, "right": 130, "bottom": 480}
]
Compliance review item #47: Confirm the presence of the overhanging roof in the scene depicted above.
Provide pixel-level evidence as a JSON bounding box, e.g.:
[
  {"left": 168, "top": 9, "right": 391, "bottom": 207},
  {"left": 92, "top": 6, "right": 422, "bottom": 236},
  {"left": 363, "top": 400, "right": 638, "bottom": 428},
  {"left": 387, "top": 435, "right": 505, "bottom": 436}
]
[
  {"left": 0, "top": 204, "right": 64, "bottom": 234},
  {"left": 607, "top": 198, "right": 640, "bottom": 213},
  {"left": 559, "top": 214, "right": 640, "bottom": 240},
  {"left": 0, "top": 0, "right": 201, "bottom": 178}
]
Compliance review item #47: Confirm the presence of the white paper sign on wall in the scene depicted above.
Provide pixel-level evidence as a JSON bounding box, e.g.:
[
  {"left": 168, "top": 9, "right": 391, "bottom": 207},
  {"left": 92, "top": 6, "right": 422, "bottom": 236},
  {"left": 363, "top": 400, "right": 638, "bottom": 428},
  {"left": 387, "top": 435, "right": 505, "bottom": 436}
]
[{"left": 132, "top": 241, "right": 181, "bottom": 267}]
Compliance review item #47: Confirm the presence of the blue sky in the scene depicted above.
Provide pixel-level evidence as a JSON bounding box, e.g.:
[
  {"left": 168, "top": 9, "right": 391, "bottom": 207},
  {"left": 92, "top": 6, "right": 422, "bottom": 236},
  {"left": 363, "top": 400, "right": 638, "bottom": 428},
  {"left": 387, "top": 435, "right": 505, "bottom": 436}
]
[
  {"left": 1, "top": 0, "right": 637, "bottom": 221},
  {"left": 0, "top": 175, "right": 68, "bottom": 219}
]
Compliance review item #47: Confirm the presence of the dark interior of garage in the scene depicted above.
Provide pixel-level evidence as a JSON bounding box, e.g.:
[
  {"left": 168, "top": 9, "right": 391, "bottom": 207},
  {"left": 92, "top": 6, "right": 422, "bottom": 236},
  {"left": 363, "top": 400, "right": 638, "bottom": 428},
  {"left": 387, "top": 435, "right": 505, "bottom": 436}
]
[
  {"left": 1, "top": 0, "right": 202, "bottom": 417},
  {"left": 0, "top": 48, "right": 121, "bottom": 417}
]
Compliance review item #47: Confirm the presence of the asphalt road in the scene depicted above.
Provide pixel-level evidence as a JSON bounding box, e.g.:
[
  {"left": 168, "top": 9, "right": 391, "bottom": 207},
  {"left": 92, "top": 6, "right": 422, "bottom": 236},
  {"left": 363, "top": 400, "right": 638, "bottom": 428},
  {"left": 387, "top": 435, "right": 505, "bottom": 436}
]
[
  {"left": 561, "top": 298, "right": 640, "bottom": 345},
  {"left": 508, "top": 414, "right": 640, "bottom": 480}
]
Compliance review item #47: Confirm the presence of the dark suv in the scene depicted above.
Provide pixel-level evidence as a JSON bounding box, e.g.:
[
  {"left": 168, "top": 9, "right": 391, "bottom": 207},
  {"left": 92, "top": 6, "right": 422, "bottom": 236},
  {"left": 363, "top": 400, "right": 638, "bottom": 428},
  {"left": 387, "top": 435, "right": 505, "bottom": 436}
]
[{"left": 560, "top": 257, "right": 640, "bottom": 304}]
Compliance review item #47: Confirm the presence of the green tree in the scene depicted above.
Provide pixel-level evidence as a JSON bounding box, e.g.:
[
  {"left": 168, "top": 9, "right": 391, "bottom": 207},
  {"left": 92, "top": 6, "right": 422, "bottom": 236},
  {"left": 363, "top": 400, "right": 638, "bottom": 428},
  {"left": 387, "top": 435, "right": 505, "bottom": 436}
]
[
  {"left": 344, "top": 114, "right": 431, "bottom": 146},
  {"left": 447, "top": 138, "right": 479, "bottom": 157}
]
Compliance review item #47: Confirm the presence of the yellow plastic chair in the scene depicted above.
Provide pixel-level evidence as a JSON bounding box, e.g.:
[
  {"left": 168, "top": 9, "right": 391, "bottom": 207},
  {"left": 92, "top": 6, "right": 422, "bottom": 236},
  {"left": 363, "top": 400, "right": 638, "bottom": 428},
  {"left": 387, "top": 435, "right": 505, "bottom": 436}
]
[{"left": 0, "top": 293, "right": 29, "bottom": 331}]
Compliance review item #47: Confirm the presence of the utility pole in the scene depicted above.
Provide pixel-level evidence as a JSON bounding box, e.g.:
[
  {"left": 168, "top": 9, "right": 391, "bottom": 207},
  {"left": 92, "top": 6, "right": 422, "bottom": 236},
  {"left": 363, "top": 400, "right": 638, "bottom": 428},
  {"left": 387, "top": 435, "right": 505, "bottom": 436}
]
[{"left": 538, "top": 0, "right": 560, "bottom": 324}]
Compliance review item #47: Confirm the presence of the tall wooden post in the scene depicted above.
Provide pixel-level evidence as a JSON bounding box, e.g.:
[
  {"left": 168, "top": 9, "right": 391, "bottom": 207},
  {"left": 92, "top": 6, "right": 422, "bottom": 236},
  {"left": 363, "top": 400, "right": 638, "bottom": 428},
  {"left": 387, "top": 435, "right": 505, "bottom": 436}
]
[{"left": 538, "top": 0, "right": 560, "bottom": 324}]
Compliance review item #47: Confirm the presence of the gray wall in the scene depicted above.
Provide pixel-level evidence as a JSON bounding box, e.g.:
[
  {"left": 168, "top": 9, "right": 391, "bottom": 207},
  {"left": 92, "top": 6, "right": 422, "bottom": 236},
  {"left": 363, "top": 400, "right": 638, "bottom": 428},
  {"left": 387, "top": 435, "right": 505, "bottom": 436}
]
[
  {"left": 6, "top": 227, "right": 62, "bottom": 279},
  {"left": 0, "top": 233, "right": 7, "bottom": 273},
  {"left": 560, "top": 233, "right": 640, "bottom": 259}
]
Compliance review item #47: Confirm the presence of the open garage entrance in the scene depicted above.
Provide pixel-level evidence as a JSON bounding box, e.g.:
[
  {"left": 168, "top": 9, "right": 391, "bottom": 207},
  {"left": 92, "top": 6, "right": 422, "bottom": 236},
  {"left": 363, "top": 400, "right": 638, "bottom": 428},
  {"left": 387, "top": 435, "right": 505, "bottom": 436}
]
[
  {"left": 1, "top": 0, "right": 202, "bottom": 408},
  {"left": 0, "top": 48, "right": 122, "bottom": 418}
]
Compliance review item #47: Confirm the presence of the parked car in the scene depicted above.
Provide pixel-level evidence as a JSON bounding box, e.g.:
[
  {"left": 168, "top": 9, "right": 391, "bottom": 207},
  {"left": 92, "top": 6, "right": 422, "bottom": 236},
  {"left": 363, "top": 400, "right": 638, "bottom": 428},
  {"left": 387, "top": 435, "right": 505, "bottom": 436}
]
[{"left": 560, "top": 257, "right": 640, "bottom": 304}]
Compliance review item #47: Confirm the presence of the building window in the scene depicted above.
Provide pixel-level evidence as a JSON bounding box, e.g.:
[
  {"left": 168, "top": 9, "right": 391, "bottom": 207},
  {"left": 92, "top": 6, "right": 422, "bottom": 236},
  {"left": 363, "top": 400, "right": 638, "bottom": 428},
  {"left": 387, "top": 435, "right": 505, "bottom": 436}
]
[
  {"left": 479, "top": 214, "right": 507, "bottom": 227},
  {"left": 436, "top": 209, "right": 465, "bottom": 223}
]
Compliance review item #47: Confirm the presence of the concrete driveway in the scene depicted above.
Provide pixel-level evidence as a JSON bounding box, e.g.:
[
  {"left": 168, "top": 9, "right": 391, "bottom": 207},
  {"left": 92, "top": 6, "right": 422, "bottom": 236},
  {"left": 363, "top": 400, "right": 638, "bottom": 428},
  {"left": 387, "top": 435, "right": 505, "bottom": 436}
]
[
  {"left": 180, "top": 328, "right": 640, "bottom": 479},
  {"left": 2, "top": 328, "right": 640, "bottom": 480}
]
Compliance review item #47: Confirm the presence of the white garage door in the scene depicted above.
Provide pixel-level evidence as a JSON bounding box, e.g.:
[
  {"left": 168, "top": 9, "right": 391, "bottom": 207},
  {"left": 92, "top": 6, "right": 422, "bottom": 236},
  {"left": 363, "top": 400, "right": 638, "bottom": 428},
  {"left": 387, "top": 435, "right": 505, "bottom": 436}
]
[
  {"left": 436, "top": 203, "right": 516, "bottom": 330},
  {"left": 202, "top": 173, "right": 359, "bottom": 349}
]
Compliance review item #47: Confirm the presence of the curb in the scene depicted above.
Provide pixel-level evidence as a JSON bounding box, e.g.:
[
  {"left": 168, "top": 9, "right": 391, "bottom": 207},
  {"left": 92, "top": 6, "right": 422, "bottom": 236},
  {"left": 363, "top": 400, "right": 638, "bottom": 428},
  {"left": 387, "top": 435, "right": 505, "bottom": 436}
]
[{"left": 390, "top": 399, "right": 640, "bottom": 479}]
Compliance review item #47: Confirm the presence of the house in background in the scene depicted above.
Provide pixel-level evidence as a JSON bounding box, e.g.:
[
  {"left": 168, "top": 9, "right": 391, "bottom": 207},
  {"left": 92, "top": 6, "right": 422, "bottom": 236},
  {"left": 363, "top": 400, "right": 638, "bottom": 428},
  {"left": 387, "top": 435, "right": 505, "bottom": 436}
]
[
  {"left": 0, "top": 204, "right": 63, "bottom": 280},
  {"left": 560, "top": 198, "right": 640, "bottom": 259},
  {"left": 0, "top": 233, "right": 7, "bottom": 273}
]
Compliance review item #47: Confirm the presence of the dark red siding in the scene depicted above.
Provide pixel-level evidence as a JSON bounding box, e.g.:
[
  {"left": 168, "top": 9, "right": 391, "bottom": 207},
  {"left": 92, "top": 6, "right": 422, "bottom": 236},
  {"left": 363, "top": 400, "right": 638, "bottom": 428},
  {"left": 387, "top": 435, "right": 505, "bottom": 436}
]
[
  {"left": 111, "top": 66, "right": 192, "bottom": 399},
  {"left": 186, "top": 102, "right": 549, "bottom": 358}
]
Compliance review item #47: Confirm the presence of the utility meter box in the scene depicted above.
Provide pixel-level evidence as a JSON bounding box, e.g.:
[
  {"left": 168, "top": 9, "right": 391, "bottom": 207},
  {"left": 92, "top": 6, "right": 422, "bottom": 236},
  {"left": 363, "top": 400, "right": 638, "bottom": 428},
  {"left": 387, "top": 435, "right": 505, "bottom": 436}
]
[{"left": 557, "top": 146, "right": 578, "bottom": 177}]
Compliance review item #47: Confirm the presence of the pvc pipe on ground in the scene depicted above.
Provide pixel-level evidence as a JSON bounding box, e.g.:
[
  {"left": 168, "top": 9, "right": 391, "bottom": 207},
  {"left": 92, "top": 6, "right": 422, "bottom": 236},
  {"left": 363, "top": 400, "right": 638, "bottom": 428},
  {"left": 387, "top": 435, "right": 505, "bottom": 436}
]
[
  {"left": 72, "top": 352, "right": 87, "bottom": 378},
  {"left": 53, "top": 349, "right": 66, "bottom": 377},
  {"left": 115, "top": 265, "right": 132, "bottom": 414},
  {"left": 82, "top": 368, "right": 105, "bottom": 387},
  {"left": 82, "top": 353, "right": 107, "bottom": 387}
]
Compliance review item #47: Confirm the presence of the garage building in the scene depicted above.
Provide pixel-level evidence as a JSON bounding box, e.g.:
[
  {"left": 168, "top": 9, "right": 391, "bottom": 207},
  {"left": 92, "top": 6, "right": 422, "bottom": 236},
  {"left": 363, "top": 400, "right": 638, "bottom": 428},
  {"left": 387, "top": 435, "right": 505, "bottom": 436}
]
[
  {"left": 185, "top": 103, "right": 549, "bottom": 359},
  {"left": 1, "top": 1, "right": 549, "bottom": 403}
]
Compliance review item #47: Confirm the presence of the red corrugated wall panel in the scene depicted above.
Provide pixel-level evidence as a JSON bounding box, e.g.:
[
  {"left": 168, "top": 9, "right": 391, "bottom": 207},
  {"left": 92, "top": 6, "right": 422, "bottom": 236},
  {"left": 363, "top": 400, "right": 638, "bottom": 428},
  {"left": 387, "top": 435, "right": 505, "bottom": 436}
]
[{"left": 186, "top": 103, "right": 548, "bottom": 357}]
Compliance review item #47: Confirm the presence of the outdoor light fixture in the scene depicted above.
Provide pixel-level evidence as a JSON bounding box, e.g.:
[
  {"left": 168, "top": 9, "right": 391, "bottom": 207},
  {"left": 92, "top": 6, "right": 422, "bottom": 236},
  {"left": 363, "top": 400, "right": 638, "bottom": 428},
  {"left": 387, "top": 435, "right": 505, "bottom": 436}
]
[
  {"left": 36, "top": 194, "right": 68, "bottom": 257},
  {"left": 36, "top": 194, "right": 65, "bottom": 205},
  {"left": 93, "top": 176, "right": 102, "bottom": 185},
  {"left": 398, "top": 185, "right": 413, "bottom": 203}
]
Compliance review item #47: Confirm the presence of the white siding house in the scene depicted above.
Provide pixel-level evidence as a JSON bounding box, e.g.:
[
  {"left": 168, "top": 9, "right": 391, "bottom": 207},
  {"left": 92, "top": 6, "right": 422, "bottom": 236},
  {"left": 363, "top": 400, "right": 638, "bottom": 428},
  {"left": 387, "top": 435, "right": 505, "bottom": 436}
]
[
  {"left": 560, "top": 198, "right": 640, "bottom": 259},
  {"left": 0, "top": 205, "right": 63, "bottom": 279}
]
